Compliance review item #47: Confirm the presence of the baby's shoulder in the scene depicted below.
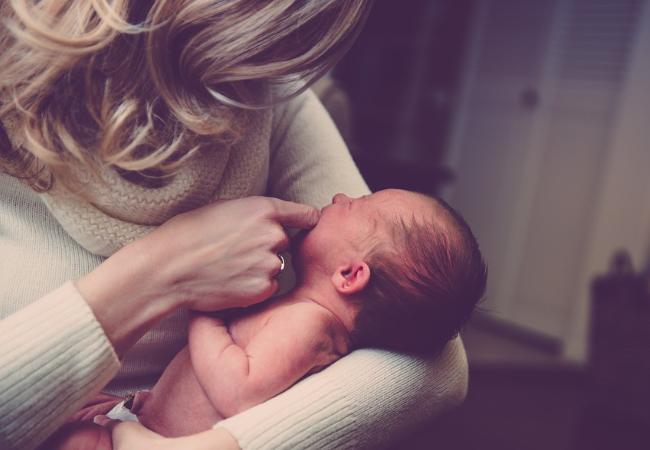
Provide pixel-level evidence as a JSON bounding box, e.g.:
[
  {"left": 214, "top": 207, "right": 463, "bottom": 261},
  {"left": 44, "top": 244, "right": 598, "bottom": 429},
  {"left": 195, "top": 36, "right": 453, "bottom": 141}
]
[{"left": 272, "top": 301, "right": 349, "bottom": 356}]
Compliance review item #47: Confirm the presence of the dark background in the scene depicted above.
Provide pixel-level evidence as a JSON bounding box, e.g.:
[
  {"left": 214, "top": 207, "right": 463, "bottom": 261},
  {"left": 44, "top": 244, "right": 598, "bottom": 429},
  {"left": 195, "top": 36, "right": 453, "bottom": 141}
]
[
  {"left": 334, "top": 0, "right": 472, "bottom": 194},
  {"left": 317, "top": 1, "right": 650, "bottom": 449}
]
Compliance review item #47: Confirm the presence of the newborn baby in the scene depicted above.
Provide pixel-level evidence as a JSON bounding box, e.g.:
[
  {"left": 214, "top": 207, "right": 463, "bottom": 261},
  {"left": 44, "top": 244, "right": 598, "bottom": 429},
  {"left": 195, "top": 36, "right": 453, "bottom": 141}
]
[{"left": 47, "top": 189, "right": 486, "bottom": 447}]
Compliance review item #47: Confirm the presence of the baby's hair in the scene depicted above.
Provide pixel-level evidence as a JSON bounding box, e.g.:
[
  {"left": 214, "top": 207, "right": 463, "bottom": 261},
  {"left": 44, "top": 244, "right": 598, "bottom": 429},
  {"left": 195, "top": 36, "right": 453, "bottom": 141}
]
[
  {"left": 0, "top": 0, "right": 371, "bottom": 194},
  {"left": 350, "top": 195, "right": 487, "bottom": 355}
]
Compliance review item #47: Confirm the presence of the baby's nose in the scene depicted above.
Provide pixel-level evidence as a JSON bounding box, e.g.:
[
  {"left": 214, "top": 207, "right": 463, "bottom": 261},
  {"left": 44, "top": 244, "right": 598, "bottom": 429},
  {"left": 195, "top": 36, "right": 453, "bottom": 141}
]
[{"left": 332, "top": 193, "right": 351, "bottom": 204}]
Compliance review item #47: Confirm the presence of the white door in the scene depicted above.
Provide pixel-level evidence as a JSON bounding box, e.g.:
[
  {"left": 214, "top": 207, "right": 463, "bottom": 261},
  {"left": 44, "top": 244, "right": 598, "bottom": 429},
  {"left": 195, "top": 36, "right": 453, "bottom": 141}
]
[{"left": 446, "top": 0, "right": 646, "bottom": 359}]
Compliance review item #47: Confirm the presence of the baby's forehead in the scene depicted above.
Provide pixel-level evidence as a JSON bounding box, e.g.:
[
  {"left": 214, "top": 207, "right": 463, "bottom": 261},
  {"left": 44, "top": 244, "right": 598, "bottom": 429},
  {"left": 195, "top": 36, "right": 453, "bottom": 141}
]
[
  {"left": 369, "top": 194, "right": 462, "bottom": 261},
  {"left": 370, "top": 190, "right": 440, "bottom": 222},
  {"left": 364, "top": 191, "right": 438, "bottom": 237}
]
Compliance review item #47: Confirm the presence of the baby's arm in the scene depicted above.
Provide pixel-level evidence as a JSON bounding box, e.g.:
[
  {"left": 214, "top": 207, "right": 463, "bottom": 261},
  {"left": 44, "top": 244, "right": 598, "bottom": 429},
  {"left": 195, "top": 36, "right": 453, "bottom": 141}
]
[{"left": 188, "top": 306, "right": 336, "bottom": 418}]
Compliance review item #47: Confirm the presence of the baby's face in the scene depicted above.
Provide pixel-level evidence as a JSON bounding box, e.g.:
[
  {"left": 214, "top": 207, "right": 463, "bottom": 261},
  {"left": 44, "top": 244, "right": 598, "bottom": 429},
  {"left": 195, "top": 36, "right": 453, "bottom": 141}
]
[{"left": 296, "top": 189, "right": 428, "bottom": 271}]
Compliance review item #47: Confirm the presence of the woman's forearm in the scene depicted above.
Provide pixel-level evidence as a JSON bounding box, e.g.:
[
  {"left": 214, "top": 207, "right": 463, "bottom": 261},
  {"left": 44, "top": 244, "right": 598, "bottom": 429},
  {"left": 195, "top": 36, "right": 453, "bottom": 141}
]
[
  {"left": 75, "top": 238, "right": 181, "bottom": 356},
  {"left": 108, "top": 420, "right": 240, "bottom": 450},
  {"left": 0, "top": 282, "right": 121, "bottom": 450},
  {"left": 215, "top": 338, "right": 468, "bottom": 450},
  {"left": 169, "top": 427, "right": 241, "bottom": 450}
]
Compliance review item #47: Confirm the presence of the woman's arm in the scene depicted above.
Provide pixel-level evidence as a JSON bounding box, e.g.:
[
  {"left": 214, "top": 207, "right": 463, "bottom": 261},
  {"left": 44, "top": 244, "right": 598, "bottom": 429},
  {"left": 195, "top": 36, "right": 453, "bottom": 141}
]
[
  {"left": 104, "top": 419, "right": 240, "bottom": 450},
  {"left": 212, "top": 87, "right": 469, "bottom": 449},
  {"left": 0, "top": 282, "right": 121, "bottom": 450},
  {"left": 0, "top": 190, "right": 318, "bottom": 450},
  {"left": 0, "top": 234, "right": 210, "bottom": 450},
  {"left": 105, "top": 342, "right": 467, "bottom": 450},
  {"left": 218, "top": 340, "right": 467, "bottom": 449}
]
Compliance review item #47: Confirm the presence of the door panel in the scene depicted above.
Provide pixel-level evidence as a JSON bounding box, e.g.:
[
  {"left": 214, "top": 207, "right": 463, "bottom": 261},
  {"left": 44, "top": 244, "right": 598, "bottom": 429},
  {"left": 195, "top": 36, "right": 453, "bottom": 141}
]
[{"left": 447, "top": 0, "right": 643, "bottom": 349}]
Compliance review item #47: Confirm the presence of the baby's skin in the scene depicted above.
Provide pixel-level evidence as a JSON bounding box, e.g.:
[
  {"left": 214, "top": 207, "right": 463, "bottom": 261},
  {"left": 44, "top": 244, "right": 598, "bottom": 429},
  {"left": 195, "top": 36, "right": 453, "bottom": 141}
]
[{"left": 138, "top": 295, "right": 351, "bottom": 436}]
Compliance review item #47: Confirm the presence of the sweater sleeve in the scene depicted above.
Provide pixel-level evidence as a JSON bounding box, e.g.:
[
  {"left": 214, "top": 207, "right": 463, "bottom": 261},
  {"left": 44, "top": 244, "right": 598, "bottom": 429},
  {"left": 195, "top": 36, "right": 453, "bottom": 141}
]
[
  {"left": 215, "top": 88, "right": 469, "bottom": 449},
  {"left": 217, "top": 339, "right": 468, "bottom": 449},
  {"left": 0, "top": 281, "right": 120, "bottom": 450}
]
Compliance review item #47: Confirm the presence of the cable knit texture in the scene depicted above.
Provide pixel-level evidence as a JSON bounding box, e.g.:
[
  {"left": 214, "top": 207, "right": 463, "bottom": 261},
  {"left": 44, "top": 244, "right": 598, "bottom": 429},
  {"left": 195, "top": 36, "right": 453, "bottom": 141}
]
[{"left": 0, "top": 89, "right": 468, "bottom": 450}]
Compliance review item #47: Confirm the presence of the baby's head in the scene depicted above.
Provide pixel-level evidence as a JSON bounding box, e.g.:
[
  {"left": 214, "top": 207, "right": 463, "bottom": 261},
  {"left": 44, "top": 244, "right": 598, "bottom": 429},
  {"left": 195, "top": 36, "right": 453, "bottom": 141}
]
[{"left": 296, "top": 189, "right": 487, "bottom": 355}]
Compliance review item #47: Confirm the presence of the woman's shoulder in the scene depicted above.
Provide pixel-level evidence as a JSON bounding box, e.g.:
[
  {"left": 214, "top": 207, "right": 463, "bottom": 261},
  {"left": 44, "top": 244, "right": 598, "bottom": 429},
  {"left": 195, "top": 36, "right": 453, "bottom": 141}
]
[{"left": 269, "top": 81, "right": 316, "bottom": 125}]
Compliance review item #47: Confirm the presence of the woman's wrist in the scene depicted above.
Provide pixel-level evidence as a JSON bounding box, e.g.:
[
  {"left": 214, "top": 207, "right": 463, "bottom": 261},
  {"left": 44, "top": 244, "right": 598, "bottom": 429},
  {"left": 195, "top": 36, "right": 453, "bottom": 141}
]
[
  {"left": 75, "top": 238, "right": 183, "bottom": 356},
  {"left": 105, "top": 420, "right": 240, "bottom": 450},
  {"left": 169, "top": 427, "right": 241, "bottom": 450}
]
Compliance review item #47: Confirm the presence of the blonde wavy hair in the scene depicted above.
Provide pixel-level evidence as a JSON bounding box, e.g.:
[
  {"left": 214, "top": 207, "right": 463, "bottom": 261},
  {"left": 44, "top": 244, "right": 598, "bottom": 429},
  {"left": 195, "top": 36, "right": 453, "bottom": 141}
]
[{"left": 0, "top": 0, "right": 370, "bottom": 191}]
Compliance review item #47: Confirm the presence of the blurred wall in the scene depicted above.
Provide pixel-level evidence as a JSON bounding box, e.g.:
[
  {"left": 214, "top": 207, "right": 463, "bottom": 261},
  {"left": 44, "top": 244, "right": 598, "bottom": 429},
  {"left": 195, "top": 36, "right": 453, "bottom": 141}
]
[
  {"left": 444, "top": 0, "right": 650, "bottom": 362},
  {"left": 334, "top": 0, "right": 472, "bottom": 175}
]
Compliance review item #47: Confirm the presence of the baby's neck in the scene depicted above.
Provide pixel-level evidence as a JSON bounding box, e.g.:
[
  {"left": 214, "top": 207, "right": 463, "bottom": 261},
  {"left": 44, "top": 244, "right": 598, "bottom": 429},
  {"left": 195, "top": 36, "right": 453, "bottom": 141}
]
[{"left": 286, "top": 283, "right": 357, "bottom": 335}]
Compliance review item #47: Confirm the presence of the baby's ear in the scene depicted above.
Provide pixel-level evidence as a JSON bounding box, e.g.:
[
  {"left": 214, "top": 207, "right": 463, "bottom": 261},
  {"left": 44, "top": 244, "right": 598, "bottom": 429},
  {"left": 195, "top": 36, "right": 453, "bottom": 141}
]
[{"left": 331, "top": 261, "right": 370, "bottom": 295}]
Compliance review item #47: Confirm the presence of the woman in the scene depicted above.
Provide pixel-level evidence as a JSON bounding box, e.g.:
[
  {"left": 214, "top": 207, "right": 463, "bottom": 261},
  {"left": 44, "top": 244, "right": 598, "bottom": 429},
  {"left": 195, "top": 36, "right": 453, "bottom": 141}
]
[{"left": 0, "top": 1, "right": 468, "bottom": 449}]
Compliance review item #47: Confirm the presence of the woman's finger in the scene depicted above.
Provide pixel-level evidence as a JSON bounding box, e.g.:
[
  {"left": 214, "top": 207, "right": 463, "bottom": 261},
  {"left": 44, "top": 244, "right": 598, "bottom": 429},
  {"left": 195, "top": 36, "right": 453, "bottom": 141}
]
[
  {"left": 267, "top": 198, "right": 320, "bottom": 229},
  {"left": 269, "top": 226, "right": 290, "bottom": 252}
]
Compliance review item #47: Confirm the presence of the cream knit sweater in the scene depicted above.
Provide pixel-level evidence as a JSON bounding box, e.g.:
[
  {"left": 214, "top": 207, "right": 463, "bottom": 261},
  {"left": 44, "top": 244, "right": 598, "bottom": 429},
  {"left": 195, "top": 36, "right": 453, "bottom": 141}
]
[{"left": 0, "top": 89, "right": 468, "bottom": 450}]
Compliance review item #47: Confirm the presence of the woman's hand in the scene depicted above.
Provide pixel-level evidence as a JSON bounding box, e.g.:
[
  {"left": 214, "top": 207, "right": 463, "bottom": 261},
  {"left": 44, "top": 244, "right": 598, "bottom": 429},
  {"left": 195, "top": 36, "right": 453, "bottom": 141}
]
[
  {"left": 99, "top": 418, "right": 240, "bottom": 450},
  {"left": 141, "top": 196, "right": 319, "bottom": 310},
  {"left": 76, "top": 196, "right": 319, "bottom": 355}
]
